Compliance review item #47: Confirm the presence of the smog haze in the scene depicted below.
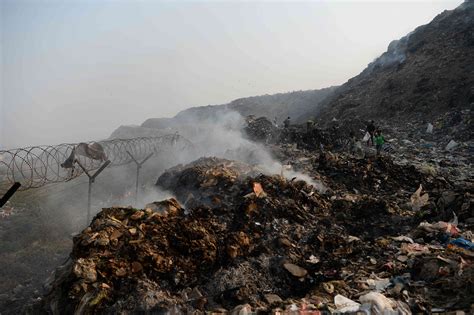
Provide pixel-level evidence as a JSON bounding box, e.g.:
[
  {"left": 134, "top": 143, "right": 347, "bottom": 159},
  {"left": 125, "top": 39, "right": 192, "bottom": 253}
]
[{"left": 0, "top": 0, "right": 462, "bottom": 148}]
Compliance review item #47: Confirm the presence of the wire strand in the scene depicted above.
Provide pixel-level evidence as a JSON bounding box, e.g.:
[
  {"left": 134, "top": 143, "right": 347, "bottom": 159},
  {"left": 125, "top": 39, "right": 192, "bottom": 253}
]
[{"left": 0, "top": 135, "right": 194, "bottom": 194}]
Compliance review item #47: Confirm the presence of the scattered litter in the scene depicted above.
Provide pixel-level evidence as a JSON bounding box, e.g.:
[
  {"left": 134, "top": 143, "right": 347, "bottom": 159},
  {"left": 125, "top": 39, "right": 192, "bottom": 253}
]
[
  {"left": 366, "top": 278, "right": 391, "bottom": 292},
  {"left": 334, "top": 294, "right": 360, "bottom": 313},
  {"left": 410, "top": 184, "right": 429, "bottom": 211},
  {"left": 306, "top": 255, "right": 320, "bottom": 264},
  {"left": 28, "top": 111, "right": 474, "bottom": 314},
  {"left": 449, "top": 238, "right": 474, "bottom": 250},
  {"left": 401, "top": 243, "right": 430, "bottom": 256},
  {"left": 283, "top": 263, "right": 308, "bottom": 278},
  {"left": 445, "top": 139, "right": 458, "bottom": 151},
  {"left": 359, "top": 292, "right": 397, "bottom": 314},
  {"left": 426, "top": 123, "right": 433, "bottom": 133},
  {"left": 391, "top": 236, "right": 414, "bottom": 243}
]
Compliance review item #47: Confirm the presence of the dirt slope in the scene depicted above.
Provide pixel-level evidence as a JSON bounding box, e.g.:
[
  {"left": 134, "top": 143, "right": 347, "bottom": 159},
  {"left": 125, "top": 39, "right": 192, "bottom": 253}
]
[{"left": 316, "top": 1, "right": 474, "bottom": 123}]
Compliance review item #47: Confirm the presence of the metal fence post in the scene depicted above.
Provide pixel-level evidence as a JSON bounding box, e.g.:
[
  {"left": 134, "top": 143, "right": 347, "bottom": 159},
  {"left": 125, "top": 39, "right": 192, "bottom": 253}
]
[
  {"left": 75, "top": 159, "right": 111, "bottom": 225},
  {"left": 0, "top": 182, "right": 21, "bottom": 208},
  {"left": 126, "top": 151, "right": 154, "bottom": 205}
]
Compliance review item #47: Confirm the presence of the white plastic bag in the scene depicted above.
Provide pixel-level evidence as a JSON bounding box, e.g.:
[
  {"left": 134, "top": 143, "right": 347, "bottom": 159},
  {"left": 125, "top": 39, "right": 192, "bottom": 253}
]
[
  {"left": 362, "top": 132, "right": 370, "bottom": 142},
  {"left": 359, "top": 292, "right": 397, "bottom": 314},
  {"left": 445, "top": 140, "right": 458, "bottom": 151},
  {"left": 334, "top": 294, "right": 360, "bottom": 313},
  {"left": 426, "top": 123, "right": 433, "bottom": 133},
  {"left": 354, "top": 141, "right": 365, "bottom": 159}
]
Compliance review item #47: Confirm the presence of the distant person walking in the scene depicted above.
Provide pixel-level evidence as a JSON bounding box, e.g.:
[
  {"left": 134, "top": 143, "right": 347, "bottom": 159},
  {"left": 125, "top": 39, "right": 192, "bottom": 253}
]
[
  {"left": 284, "top": 117, "right": 291, "bottom": 128},
  {"left": 375, "top": 129, "right": 385, "bottom": 156},
  {"left": 366, "top": 120, "right": 376, "bottom": 146}
]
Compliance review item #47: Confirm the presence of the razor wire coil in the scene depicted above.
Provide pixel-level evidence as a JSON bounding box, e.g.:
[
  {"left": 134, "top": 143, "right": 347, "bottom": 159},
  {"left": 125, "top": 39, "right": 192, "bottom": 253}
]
[{"left": 0, "top": 135, "right": 193, "bottom": 194}]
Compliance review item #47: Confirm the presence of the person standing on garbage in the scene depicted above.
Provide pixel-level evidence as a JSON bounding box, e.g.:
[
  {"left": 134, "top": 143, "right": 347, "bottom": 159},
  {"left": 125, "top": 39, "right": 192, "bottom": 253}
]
[
  {"left": 366, "top": 120, "right": 376, "bottom": 146},
  {"left": 284, "top": 117, "right": 291, "bottom": 128},
  {"left": 374, "top": 129, "right": 385, "bottom": 156}
]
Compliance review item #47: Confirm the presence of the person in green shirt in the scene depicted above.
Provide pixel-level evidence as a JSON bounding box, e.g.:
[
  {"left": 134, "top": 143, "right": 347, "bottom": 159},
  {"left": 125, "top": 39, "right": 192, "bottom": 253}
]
[{"left": 375, "top": 129, "right": 385, "bottom": 156}]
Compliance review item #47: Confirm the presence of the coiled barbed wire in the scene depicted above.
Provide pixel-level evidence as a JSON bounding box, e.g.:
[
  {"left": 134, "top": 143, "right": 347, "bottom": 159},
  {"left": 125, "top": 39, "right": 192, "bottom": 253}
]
[{"left": 0, "top": 135, "right": 194, "bottom": 194}]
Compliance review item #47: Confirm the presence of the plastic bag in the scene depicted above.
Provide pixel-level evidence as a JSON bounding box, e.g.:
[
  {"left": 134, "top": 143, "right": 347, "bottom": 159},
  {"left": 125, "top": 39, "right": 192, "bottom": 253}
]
[
  {"left": 362, "top": 132, "right": 370, "bottom": 142},
  {"left": 445, "top": 140, "right": 458, "bottom": 150},
  {"left": 354, "top": 142, "right": 365, "bottom": 159},
  {"left": 359, "top": 292, "right": 396, "bottom": 314},
  {"left": 426, "top": 123, "right": 433, "bottom": 133},
  {"left": 410, "top": 184, "right": 429, "bottom": 211},
  {"left": 449, "top": 238, "right": 474, "bottom": 250},
  {"left": 334, "top": 294, "right": 360, "bottom": 313}
]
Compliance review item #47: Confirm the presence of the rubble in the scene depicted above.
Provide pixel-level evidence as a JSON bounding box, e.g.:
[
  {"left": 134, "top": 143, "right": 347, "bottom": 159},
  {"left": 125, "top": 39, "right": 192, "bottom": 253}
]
[
  {"left": 244, "top": 116, "right": 278, "bottom": 143},
  {"left": 37, "top": 153, "right": 473, "bottom": 313}
]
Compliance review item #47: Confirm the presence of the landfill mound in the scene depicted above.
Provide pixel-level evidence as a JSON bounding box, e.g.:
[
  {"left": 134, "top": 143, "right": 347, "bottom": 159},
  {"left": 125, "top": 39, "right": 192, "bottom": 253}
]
[
  {"left": 315, "top": 1, "right": 474, "bottom": 122},
  {"left": 38, "top": 157, "right": 473, "bottom": 313},
  {"left": 139, "top": 87, "right": 338, "bottom": 132}
]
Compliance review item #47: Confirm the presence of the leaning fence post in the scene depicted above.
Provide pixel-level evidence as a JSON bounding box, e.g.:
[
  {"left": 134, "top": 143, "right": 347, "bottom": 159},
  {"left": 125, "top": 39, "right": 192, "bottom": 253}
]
[
  {"left": 75, "top": 159, "right": 111, "bottom": 225},
  {"left": 0, "top": 182, "right": 21, "bottom": 208},
  {"left": 126, "top": 151, "right": 154, "bottom": 206}
]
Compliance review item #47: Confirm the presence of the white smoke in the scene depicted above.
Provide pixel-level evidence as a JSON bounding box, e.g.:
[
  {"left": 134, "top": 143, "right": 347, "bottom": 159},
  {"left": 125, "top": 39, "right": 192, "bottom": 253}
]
[{"left": 138, "top": 110, "right": 327, "bottom": 194}]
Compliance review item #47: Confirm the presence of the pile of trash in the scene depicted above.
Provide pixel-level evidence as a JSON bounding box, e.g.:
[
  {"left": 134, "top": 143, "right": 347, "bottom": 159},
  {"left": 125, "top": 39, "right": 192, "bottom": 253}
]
[
  {"left": 38, "top": 157, "right": 473, "bottom": 313},
  {"left": 280, "top": 127, "right": 336, "bottom": 151},
  {"left": 274, "top": 142, "right": 472, "bottom": 224},
  {"left": 431, "top": 109, "right": 473, "bottom": 142},
  {"left": 244, "top": 116, "right": 278, "bottom": 143},
  {"left": 272, "top": 118, "right": 366, "bottom": 152}
]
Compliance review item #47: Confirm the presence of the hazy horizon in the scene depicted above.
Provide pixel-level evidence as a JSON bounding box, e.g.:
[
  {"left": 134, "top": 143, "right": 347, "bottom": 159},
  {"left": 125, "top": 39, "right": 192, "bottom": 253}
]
[{"left": 1, "top": 0, "right": 463, "bottom": 148}]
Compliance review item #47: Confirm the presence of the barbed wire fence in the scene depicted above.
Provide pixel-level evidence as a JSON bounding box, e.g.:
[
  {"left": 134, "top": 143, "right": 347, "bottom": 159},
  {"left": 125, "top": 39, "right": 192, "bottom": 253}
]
[{"left": 0, "top": 134, "right": 194, "bottom": 197}]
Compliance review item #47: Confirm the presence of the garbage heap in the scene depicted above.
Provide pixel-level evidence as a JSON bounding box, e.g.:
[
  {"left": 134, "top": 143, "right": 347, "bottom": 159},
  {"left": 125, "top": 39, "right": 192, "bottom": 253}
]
[
  {"left": 279, "top": 127, "right": 335, "bottom": 151},
  {"left": 273, "top": 140, "right": 472, "bottom": 224},
  {"left": 251, "top": 118, "right": 366, "bottom": 152},
  {"left": 426, "top": 109, "right": 473, "bottom": 142},
  {"left": 244, "top": 116, "right": 278, "bottom": 143},
  {"left": 39, "top": 157, "right": 473, "bottom": 314}
]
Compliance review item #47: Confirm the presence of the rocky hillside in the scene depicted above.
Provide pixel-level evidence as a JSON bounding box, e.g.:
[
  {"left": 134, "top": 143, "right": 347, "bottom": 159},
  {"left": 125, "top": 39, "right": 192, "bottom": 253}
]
[{"left": 316, "top": 1, "right": 474, "bottom": 122}]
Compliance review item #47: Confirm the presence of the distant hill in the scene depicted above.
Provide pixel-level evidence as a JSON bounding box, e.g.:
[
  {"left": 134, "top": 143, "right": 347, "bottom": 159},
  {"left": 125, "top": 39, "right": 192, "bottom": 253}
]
[
  {"left": 108, "top": 125, "right": 168, "bottom": 139},
  {"left": 316, "top": 1, "right": 474, "bottom": 123},
  {"left": 140, "top": 87, "right": 338, "bottom": 131},
  {"left": 109, "top": 87, "right": 336, "bottom": 139},
  {"left": 224, "top": 87, "right": 338, "bottom": 123},
  {"left": 112, "top": 1, "right": 473, "bottom": 140}
]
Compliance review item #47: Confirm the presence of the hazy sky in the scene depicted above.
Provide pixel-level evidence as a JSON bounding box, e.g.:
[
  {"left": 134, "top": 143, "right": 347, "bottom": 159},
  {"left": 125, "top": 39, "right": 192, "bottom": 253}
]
[{"left": 0, "top": 0, "right": 462, "bottom": 148}]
